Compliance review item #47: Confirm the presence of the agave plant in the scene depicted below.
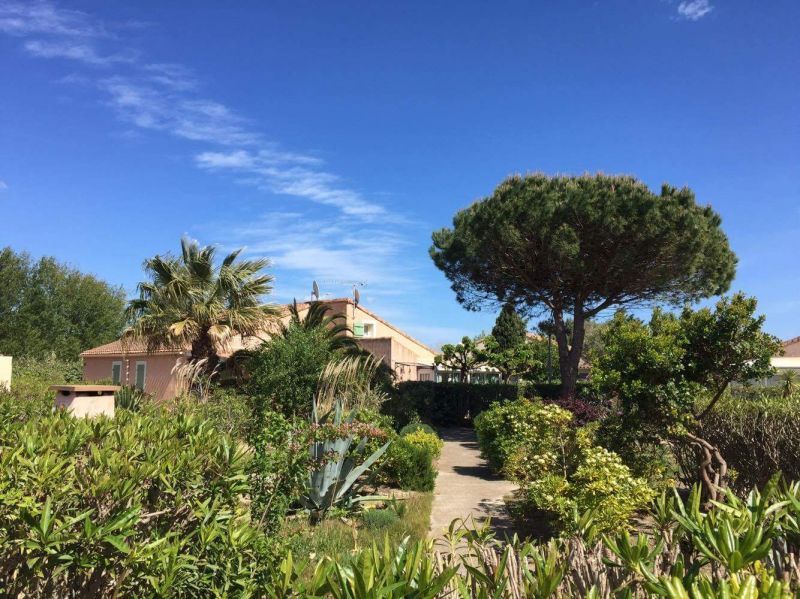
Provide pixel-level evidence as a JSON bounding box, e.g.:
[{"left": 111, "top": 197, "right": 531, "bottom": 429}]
[
  {"left": 301, "top": 398, "right": 390, "bottom": 521},
  {"left": 114, "top": 385, "right": 151, "bottom": 412}
]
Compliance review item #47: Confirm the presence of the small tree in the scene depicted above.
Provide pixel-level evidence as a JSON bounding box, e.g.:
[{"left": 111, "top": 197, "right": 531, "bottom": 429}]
[
  {"left": 593, "top": 293, "right": 781, "bottom": 500},
  {"left": 431, "top": 173, "right": 737, "bottom": 398},
  {"left": 435, "top": 336, "right": 484, "bottom": 382},
  {"left": 491, "top": 303, "right": 527, "bottom": 350},
  {"left": 481, "top": 335, "right": 544, "bottom": 383}
]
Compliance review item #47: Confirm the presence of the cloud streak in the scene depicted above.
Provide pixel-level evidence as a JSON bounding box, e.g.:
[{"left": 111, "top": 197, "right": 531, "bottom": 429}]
[
  {"left": 0, "top": 0, "right": 419, "bottom": 322},
  {"left": 676, "top": 0, "right": 713, "bottom": 21},
  {"left": 1, "top": 1, "right": 390, "bottom": 218},
  {"left": 0, "top": 0, "right": 104, "bottom": 37}
]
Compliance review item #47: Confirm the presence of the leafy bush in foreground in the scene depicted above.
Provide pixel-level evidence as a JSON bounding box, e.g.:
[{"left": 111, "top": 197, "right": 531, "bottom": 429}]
[
  {"left": 383, "top": 437, "right": 438, "bottom": 492},
  {"left": 403, "top": 428, "right": 444, "bottom": 459},
  {"left": 0, "top": 399, "right": 269, "bottom": 597},
  {"left": 478, "top": 399, "right": 653, "bottom": 534},
  {"left": 273, "top": 480, "right": 800, "bottom": 597}
]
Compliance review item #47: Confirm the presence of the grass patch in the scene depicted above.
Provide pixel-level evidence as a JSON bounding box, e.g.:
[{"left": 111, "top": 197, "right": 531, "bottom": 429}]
[{"left": 285, "top": 492, "right": 433, "bottom": 559}]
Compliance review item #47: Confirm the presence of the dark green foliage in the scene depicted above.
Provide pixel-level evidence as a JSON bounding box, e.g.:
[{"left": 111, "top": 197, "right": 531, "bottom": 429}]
[
  {"left": 492, "top": 303, "right": 527, "bottom": 350},
  {"left": 250, "top": 411, "right": 310, "bottom": 534},
  {"left": 383, "top": 438, "right": 436, "bottom": 491},
  {"left": 481, "top": 335, "right": 546, "bottom": 383},
  {"left": 430, "top": 173, "right": 737, "bottom": 397},
  {"left": 0, "top": 397, "right": 272, "bottom": 596},
  {"left": 399, "top": 422, "right": 436, "bottom": 437},
  {"left": 593, "top": 294, "right": 782, "bottom": 499},
  {"left": 383, "top": 380, "right": 592, "bottom": 427},
  {"left": 0, "top": 247, "right": 126, "bottom": 360},
  {"left": 247, "top": 325, "right": 334, "bottom": 419},
  {"left": 284, "top": 299, "right": 359, "bottom": 353}
]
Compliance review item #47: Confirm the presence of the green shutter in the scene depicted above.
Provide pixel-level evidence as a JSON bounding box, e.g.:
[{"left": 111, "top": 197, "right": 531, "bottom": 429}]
[
  {"left": 353, "top": 323, "right": 364, "bottom": 337},
  {"left": 135, "top": 363, "right": 146, "bottom": 390},
  {"left": 111, "top": 363, "right": 121, "bottom": 385}
]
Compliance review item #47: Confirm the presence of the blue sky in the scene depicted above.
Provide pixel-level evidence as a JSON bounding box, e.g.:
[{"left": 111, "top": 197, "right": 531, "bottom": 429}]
[{"left": 1, "top": 1, "right": 798, "bottom": 348}]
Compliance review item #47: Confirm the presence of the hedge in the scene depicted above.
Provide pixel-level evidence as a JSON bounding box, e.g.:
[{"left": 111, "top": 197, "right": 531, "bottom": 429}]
[{"left": 382, "top": 381, "right": 593, "bottom": 427}]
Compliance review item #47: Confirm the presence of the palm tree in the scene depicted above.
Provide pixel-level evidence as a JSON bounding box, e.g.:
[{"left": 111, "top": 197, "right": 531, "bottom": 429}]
[
  {"left": 125, "top": 237, "right": 279, "bottom": 372},
  {"left": 283, "top": 299, "right": 360, "bottom": 353}
]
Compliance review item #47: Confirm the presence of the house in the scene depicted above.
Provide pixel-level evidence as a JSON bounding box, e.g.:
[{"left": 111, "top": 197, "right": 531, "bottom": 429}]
[
  {"left": 765, "top": 335, "right": 800, "bottom": 385},
  {"left": 81, "top": 298, "right": 437, "bottom": 401}
]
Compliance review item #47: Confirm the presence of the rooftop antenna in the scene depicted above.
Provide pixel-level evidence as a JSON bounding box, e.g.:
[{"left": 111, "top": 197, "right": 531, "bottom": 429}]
[
  {"left": 353, "top": 286, "right": 360, "bottom": 308},
  {"left": 311, "top": 280, "right": 320, "bottom": 301}
]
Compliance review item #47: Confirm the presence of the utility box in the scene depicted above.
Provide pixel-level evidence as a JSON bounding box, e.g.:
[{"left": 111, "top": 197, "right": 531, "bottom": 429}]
[
  {"left": 51, "top": 384, "right": 119, "bottom": 418},
  {"left": 0, "top": 356, "right": 10, "bottom": 390}
]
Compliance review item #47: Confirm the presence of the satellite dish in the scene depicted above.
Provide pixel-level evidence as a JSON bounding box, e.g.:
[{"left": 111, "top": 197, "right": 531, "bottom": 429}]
[
  {"left": 312, "top": 280, "right": 320, "bottom": 301},
  {"left": 353, "top": 286, "right": 360, "bottom": 307}
]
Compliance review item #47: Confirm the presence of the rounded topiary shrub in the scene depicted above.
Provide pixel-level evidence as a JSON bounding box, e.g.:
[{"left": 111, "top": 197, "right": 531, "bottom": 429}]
[
  {"left": 399, "top": 422, "right": 436, "bottom": 437},
  {"left": 383, "top": 438, "right": 437, "bottom": 491}
]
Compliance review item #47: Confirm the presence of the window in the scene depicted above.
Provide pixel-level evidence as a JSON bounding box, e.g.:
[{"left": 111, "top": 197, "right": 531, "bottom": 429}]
[
  {"left": 362, "top": 322, "right": 376, "bottom": 337},
  {"left": 134, "top": 361, "right": 147, "bottom": 391},
  {"left": 353, "top": 322, "right": 364, "bottom": 337},
  {"left": 111, "top": 361, "right": 122, "bottom": 385},
  {"left": 419, "top": 372, "right": 432, "bottom": 381}
]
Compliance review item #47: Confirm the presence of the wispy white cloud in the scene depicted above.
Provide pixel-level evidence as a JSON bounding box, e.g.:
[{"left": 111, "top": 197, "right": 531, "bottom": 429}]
[
  {"left": 2, "top": 0, "right": 393, "bottom": 221},
  {"left": 677, "top": 0, "right": 713, "bottom": 21},
  {"left": 2, "top": 0, "right": 418, "bottom": 321},
  {"left": 143, "top": 63, "right": 197, "bottom": 91},
  {"left": 0, "top": 0, "right": 104, "bottom": 37},
  {"left": 196, "top": 149, "right": 387, "bottom": 217},
  {"left": 99, "top": 77, "right": 262, "bottom": 146},
  {"left": 24, "top": 39, "right": 134, "bottom": 65},
  {"left": 0, "top": 180, "right": 8, "bottom": 191}
]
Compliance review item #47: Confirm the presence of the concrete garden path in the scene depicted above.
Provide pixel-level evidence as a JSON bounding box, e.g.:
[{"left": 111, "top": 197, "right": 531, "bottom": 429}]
[{"left": 429, "top": 428, "right": 518, "bottom": 539}]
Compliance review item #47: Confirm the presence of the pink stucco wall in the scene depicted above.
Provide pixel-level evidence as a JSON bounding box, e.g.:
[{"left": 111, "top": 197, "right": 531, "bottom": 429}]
[{"left": 84, "top": 354, "right": 183, "bottom": 401}]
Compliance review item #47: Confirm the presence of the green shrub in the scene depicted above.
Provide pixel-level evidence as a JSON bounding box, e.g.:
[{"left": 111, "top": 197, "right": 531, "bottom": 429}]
[
  {"left": 474, "top": 398, "right": 550, "bottom": 469},
  {"left": 479, "top": 399, "right": 653, "bottom": 534},
  {"left": 246, "top": 325, "right": 334, "bottom": 419},
  {"left": 9, "top": 354, "right": 82, "bottom": 403},
  {"left": 383, "top": 438, "right": 437, "bottom": 491},
  {"left": 399, "top": 422, "right": 436, "bottom": 436},
  {"left": 0, "top": 397, "right": 272, "bottom": 596},
  {"left": 250, "top": 410, "right": 310, "bottom": 534},
  {"left": 403, "top": 428, "right": 443, "bottom": 459},
  {"left": 181, "top": 386, "right": 255, "bottom": 440},
  {"left": 113, "top": 385, "right": 151, "bottom": 411}
]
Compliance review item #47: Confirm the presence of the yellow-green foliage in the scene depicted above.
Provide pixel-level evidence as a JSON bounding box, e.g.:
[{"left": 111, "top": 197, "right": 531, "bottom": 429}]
[
  {"left": 403, "top": 429, "right": 444, "bottom": 459},
  {"left": 483, "top": 399, "right": 654, "bottom": 534}
]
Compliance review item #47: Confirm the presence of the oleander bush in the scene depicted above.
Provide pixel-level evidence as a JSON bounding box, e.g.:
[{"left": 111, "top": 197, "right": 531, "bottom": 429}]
[{"left": 0, "top": 397, "right": 273, "bottom": 597}]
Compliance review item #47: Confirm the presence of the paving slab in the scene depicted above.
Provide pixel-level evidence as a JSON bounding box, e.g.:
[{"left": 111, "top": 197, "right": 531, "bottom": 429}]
[{"left": 429, "top": 427, "right": 518, "bottom": 539}]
